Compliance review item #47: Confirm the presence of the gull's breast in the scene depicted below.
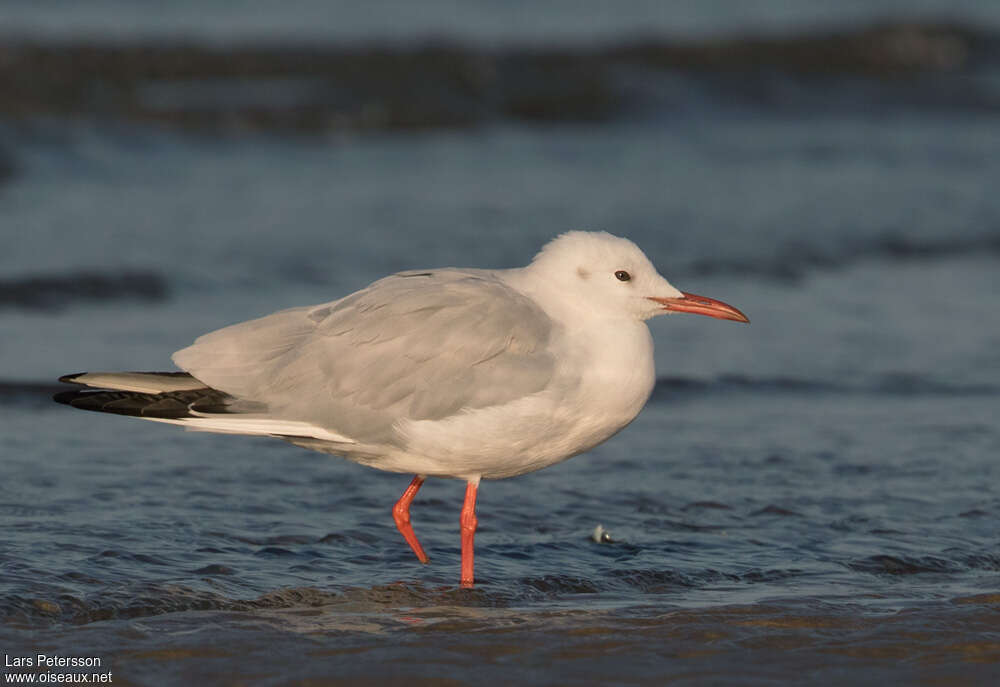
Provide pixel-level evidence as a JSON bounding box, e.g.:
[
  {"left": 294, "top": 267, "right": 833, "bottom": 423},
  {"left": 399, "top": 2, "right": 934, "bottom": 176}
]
[{"left": 393, "top": 319, "right": 656, "bottom": 480}]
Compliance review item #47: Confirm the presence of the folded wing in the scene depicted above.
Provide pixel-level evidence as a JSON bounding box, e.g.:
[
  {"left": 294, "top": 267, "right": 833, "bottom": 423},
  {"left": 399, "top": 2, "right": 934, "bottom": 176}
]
[{"left": 172, "top": 270, "right": 557, "bottom": 447}]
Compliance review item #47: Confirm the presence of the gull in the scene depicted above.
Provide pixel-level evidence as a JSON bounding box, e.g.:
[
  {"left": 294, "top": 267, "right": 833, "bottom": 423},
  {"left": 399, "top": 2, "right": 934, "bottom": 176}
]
[{"left": 56, "top": 231, "right": 748, "bottom": 586}]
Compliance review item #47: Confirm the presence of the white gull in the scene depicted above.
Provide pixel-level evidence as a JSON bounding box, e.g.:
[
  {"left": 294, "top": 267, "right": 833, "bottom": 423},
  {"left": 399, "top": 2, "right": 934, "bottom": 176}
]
[{"left": 56, "top": 231, "right": 748, "bottom": 586}]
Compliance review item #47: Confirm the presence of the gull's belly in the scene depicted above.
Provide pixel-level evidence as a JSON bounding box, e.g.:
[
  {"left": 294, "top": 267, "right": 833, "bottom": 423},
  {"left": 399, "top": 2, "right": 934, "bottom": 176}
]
[{"left": 392, "top": 321, "right": 656, "bottom": 480}]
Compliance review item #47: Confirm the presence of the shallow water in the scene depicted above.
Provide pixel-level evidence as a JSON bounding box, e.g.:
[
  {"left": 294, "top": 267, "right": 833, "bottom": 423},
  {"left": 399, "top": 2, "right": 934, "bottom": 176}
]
[
  {"left": 3, "top": 4, "right": 1000, "bottom": 685},
  {"left": 4, "top": 378, "right": 1000, "bottom": 683}
]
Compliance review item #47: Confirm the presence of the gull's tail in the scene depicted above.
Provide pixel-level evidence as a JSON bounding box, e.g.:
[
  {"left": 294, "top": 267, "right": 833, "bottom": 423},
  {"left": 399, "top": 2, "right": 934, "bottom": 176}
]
[
  {"left": 54, "top": 371, "right": 354, "bottom": 442},
  {"left": 54, "top": 371, "right": 235, "bottom": 417}
]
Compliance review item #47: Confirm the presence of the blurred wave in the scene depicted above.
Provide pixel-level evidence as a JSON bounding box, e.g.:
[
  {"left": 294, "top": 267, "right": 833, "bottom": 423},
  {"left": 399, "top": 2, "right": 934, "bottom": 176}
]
[
  {"left": 0, "top": 270, "right": 168, "bottom": 311},
  {"left": 682, "top": 232, "right": 1000, "bottom": 282},
  {"left": 0, "top": 22, "right": 994, "bottom": 134},
  {"left": 3, "top": 550, "right": 995, "bottom": 628},
  {"left": 0, "top": 143, "right": 15, "bottom": 183}
]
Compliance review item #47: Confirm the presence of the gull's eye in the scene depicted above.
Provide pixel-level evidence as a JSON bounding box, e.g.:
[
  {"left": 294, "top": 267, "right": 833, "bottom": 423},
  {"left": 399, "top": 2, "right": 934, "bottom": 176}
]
[{"left": 614, "top": 270, "right": 631, "bottom": 282}]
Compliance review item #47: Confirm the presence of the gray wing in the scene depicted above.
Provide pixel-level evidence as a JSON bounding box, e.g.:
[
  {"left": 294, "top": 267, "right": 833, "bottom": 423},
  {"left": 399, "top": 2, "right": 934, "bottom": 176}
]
[{"left": 172, "top": 270, "right": 556, "bottom": 446}]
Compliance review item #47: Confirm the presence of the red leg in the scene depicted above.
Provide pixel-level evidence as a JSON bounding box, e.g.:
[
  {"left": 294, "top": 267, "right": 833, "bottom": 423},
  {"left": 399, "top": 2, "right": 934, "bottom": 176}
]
[
  {"left": 460, "top": 481, "right": 479, "bottom": 587},
  {"left": 393, "top": 475, "right": 429, "bottom": 563}
]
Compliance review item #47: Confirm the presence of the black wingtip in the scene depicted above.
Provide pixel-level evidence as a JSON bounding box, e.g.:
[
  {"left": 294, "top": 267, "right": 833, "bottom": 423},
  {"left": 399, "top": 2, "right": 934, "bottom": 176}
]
[
  {"left": 53, "top": 389, "right": 83, "bottom": 405},
  {"left": 58, "top": 372, "right": 88, "bottom": 385}
]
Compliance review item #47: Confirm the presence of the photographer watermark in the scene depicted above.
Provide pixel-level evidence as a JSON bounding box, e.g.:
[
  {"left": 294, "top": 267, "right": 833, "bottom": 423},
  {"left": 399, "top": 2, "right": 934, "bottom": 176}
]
[{"left": 4, "top": 654, "right": 111, "bottom": 683}]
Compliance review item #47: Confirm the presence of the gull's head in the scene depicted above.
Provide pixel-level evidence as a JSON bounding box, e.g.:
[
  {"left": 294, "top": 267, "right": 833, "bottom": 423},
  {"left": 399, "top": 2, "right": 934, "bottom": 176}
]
[{"left": 527, "top": 231, "right": 749, "bottom": 323}]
